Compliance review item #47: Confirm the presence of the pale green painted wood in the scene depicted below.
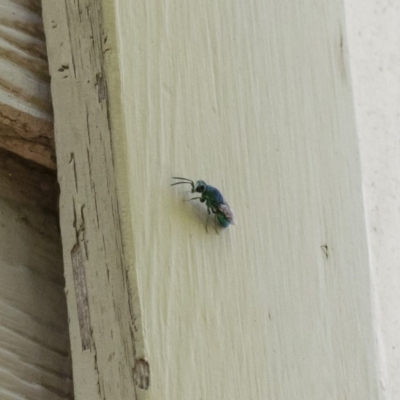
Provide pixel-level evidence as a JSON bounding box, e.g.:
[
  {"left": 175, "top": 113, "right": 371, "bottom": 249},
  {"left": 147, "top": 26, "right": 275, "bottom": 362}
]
[
  {"left": 43, "top": 0, "right": 380, "bottom": 398},
  {"left": 116, "top": 1, "right": 379, "bottom": 399}
]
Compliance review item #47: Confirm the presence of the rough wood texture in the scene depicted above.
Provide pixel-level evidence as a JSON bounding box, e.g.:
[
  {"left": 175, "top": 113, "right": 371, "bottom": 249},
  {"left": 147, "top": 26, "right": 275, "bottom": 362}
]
[
  {"left": 0, "top": 0, "right": 55, "bottom": 169},
  {"left": 42, "top": 0, "right": 144, "bottom": 399},
  {"left": 0, "top": 149, "right": 72, "bottom": 399},
  {"left": 0, "top": 148, "right": 58, "bottom": 213},
  {"left": 43, "top": 0, "right": 380, "bottom": 398}
]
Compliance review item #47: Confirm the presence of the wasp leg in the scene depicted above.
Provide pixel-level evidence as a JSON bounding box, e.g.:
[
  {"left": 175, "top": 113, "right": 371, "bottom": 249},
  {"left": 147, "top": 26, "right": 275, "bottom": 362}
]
[
  {"left": 214, "top": 214, "right": 219, "bottom": 234},
  {"left": 205, "top": 206, "right": 212, "bottom": 233},
  {"left": 185, "top": 197, "right": 202, "bottom": 202}
]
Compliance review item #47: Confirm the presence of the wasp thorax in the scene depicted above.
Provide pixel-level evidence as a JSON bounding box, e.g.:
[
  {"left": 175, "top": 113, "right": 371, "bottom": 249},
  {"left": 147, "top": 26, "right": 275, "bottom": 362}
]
[{"left": 194, "top": 181, "right": 206, "bottom": 193}]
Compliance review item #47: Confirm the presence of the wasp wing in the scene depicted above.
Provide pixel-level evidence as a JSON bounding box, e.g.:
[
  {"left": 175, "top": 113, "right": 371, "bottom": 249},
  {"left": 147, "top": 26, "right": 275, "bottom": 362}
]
[{"left": 217, "top": 201, "right": 236, "bottom": 225}]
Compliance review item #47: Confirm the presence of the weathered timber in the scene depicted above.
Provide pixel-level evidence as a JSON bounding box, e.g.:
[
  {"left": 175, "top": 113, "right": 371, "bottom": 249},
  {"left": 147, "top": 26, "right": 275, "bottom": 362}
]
[
  {"left": 0, "top": 0, "right": 55, "bottom": 169},
  {"left": 42, "top": 0, "right": 145, "bottom": 399},
  {"left": 0, "top": 148, "right": 72, "bottom": 399}
]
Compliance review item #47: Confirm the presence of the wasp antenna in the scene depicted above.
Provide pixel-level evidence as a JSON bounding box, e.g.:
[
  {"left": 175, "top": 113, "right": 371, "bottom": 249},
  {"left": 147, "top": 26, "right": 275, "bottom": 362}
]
[
  {"left": 171, "top": 182, "right": 191, "bottom": 186},
  {"left": 171, "top": 177, "right": 194, "bottom": 187},
  {"left": 172, "top": 177, "right": 193, "bottom": 182}
]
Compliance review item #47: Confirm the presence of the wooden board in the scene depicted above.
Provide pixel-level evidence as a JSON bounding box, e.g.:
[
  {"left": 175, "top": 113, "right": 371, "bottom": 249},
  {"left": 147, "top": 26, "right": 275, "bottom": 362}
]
[
  {"left": 42, "top": 0, "right": 144, "bottom": 398},
  {"left": 345, "top": 0, "right": 400, "bottom": 397},
  {"left": 0, "top": 0, "right": 55, "bottom": 169},
  {"left": 0, "top": 150, "right": 72, "bottom": 399},
  {"left": 42, "top": 0, "right": 380, "bottom": 398}
]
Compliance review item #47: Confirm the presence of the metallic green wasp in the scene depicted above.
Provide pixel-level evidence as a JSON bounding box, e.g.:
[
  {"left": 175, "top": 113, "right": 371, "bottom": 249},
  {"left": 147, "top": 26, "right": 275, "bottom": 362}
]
[{"left": 171, "top": 177, "right": 235, "bottom": 231}]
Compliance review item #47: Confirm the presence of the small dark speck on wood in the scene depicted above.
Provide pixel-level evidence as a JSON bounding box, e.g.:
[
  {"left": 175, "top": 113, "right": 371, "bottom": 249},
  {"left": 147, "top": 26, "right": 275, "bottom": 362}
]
[
  {"left": 133, "top": 358, "right": 150, "bottom": 390},
  {"left": 321, "top": 244, "right": 329, "bottom": 260},
  {"left": 58, "top": 64, "right": 70, "bottom": 72}
]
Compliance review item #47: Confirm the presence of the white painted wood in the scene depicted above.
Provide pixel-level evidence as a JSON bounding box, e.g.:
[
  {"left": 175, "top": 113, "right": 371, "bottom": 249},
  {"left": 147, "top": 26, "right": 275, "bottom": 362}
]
[
  {"left": 0, "top": 0, "right": 55, "bottom": 168},
  {"left": 42, "top": 1, "right": 144, "bottom": 399},
  {"left": 345, "top": 1, "right": 400, "bottom": 398},
  {"left": 42, "top": 0, "right": 381, "bottom": 398}
]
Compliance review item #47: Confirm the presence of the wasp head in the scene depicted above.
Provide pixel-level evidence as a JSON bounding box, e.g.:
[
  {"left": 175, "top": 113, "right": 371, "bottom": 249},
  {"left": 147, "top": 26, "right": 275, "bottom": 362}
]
[{"left": 194, "top": 180, "right": 207, "bottom": 193}]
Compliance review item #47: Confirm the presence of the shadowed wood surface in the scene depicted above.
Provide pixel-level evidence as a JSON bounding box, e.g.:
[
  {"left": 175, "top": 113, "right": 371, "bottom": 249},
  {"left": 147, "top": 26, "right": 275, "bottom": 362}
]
[
  {"left": 0, "top": 2, "right": 70, "bottom": 397},
  {"left": 0, "top": 0, "right": 55, "bottom": 168},
  {"left": 0, "top": 150, "right": 72, "bottom": 399},
  {"left": 42, "top": 0, "right": 380, "bottom": 399}
]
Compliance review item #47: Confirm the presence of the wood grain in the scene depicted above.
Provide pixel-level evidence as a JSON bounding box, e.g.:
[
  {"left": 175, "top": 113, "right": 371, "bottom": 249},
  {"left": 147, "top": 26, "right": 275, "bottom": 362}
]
[
  {"left": 0, "top": 149, "right": 72, "bottom": 399},
  {"left": 42, "top": 0, "right": 144, "bottom": 398},
  {"left": 0, "top": 0, "right": 55, "bottom": 168}
]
